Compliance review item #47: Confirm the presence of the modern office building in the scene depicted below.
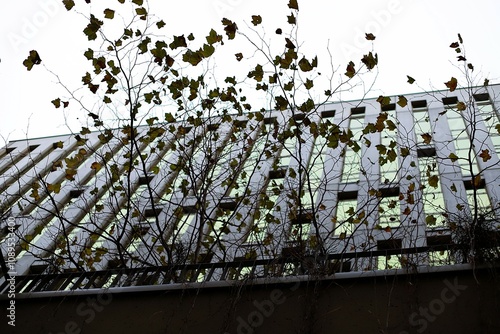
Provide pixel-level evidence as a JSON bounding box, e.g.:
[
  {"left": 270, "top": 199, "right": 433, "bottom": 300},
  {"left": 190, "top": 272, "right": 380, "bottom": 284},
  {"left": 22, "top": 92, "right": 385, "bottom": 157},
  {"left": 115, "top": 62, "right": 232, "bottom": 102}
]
[{"left": 1, "top": 85, "right": 499, "bottom": 333}]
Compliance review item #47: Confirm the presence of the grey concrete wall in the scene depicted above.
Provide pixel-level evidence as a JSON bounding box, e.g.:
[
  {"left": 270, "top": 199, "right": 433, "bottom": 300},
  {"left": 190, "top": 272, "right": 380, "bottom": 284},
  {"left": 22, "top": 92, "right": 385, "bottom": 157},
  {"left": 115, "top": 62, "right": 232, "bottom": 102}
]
[{"left": 1, "top": 268, "right": 500, "bottom": 334}]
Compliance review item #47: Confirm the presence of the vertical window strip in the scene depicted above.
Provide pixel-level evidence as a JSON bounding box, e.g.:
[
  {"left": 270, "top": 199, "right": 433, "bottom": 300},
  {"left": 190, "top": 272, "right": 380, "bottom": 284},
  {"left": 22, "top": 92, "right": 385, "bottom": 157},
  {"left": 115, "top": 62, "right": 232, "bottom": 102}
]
[
  {"left": 54, "top": 202, "right": 105, "bottom": 254},
  {"left": 0, "top": 144, "right": 53, "bottom": 195},
  {"left": 168, "top": 207, "right": 196, "bottom": 245},
  {"left": 380, "top": 123, "right": 399, "bottom": 185},
  {"left": 412, "top": 107, "right": 432, "bottom": 140},
  {"left": 419, "top": 155, "right": 447, "bottom": 228},
  {"left": 341, "top": 116, "right": 364, "bottom": 183},
  {"left": 210, "top": 126, "right": 248, "bottom": 189},
  {"left": 478, "top": 102, "right": 500, "bottom": 152},
  {"left": 228, "top": 144, "right": 261, "bottom": 198},
  {"left": 228, "top": 122, "right": 273, "bottom": 198},
  {"left": 447, "top": 112, "right": 480, "bottom": 176},
  {"left": 278, "top": 135, "right": 297, "bottom": 168},
  {"left": 0, "top": 144, "right": 41, "bottom": 177},
  {"left": 334, "top": 199, "right": 357, "bottom": 236},
  {"left": 23, "top": 144, "right": 149, "bottom": 263},
  {"left": 303, "top": 134, "right": 326, "bottom": 206},
  {"left": 334, "top": 191, "right": 358, "bottom": 237},
  {"left": 166, "top": 142, "right": 205, "bottom": 198},
  {"left": 465, "top": 187, "right": 491, "bottom": 214},
  {"left": 246, "top": 177, "right": 284, "bottom": 244},
  {"left": 289, "top": 215, "right": 311, "bottom": 242},
  {"left": 90, "top": 209, "right": 126, "bottom": 253},
  {"left": 378, "top": 195, "right": 400, "bottom": 228},
  {"left": 206, "top": 213, "right": 231, "bottom": 242}
]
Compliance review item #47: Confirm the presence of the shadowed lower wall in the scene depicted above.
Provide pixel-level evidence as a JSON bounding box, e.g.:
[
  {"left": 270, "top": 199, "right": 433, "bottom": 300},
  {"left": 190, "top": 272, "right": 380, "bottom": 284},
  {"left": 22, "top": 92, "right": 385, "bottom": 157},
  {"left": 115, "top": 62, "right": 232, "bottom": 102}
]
[{"left": 1, "top": 266, "right": 500, "bottom": 334}]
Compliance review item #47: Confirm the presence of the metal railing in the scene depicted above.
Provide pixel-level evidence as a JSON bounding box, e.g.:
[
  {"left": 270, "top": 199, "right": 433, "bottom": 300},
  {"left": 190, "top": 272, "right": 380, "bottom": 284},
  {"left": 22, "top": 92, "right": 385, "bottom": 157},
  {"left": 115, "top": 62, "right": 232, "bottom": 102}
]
[{"left": 0, "top": 244, "right": 459, "bottom": 295}]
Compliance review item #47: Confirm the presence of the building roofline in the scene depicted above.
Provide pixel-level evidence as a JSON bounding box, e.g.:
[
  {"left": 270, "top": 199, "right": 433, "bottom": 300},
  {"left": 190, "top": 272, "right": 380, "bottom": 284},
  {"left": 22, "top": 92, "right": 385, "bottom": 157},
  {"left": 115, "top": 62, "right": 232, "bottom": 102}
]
[{"left": 4, "top": 83, "right": 498, "bottom": 145}]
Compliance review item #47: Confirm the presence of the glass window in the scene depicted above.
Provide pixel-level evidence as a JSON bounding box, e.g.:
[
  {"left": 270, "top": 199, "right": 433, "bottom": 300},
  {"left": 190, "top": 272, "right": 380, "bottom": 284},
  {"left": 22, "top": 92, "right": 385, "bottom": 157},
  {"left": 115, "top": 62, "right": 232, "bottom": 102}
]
[
  {"left": 477, "top": 101, "right": 500, "bottom": 152},
  {"left": 419, "top": 152, "right": 447, "bottom": 228},
  {"left": 412, "top": 103, "right": 432, "bottom": 140},
  {"left": 210, "top": 125, "right": 248, "bottom": 187},
  {"left": 465, "top": 184, "right": 491, "bottom": 214},
  {"left": 288, "top": 209, "right": 313, "bottom": 243},
  {"left": 228, "top": 121, "right": 275, "bottom": 198},
  {"left": 376, "top": 239, "right": 403, "bottom": 270},
  {"left": 377, "top": 255, "right": 403, "bottom": 270},
  {"left": 303, "top": 134, "right": 326, "bottom": 206},
  {"left": 206, "top": 204, "right": 240, "bottom": 243},
  {"left": 205, "top": 218, "right": 228, "bottom": 243},
  {"left": 246, "top": 177, "right": 284, "bottom": 244},
  {"left": 126, "top": 225, "right": 150, "bottom": 253},
  {"left": 170, "top": 208, "right": 196, "bottom": 242},
  {"left": 278, "top": 134, "right": 297, "bottom": 168},
  {"left": 246, "top": 209, "right": 271, "bottom": 244},
  {"left": 380, "top": 123, "right": 399, "bottom": 185},
  {"left": 167, "top": 151, "right": 200, "bottom": 198},
  {"left": 341, "top": 116, "right": 364, "bottom": 183},
  {"left": 447, "top": 111, "right": 479, "bottom": 176},
  {"left": 289, "top": 221, "right": 311, "bottom": 243},
  {"left": 378, "top": 195, "right": 400, "bottom": 228},
  {"left": 428, "top": 250, "right": 453, "bottom": 266},
  {"left": 334, "top": 191, "right": 358, "bottom": 237}
]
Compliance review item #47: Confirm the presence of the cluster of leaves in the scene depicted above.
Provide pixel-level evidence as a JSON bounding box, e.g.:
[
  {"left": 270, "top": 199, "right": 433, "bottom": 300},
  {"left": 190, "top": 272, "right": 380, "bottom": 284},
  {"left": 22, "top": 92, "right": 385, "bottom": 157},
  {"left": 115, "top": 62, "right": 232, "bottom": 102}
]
[
  {"left": 13, "top": 2, "right": 499, "bottom": 276},
  {"left": 12, "top": 0, "right": 412, "bottom": 272}
]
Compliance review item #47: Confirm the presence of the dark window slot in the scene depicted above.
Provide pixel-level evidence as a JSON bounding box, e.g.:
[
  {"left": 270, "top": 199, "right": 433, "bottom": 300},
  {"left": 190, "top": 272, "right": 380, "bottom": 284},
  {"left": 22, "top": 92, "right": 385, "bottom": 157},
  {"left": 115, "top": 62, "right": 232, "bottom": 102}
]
[
  {"left": 69, "top": 189, "right": 85, "bottom": 198},
  {"left": 473, "top": 93, "right": 490, "bottom": 102},
  {"left": 281, "top": 246, "right": 304, "bottom": 259},
  {"left": 381, "top": 103, "right": 396, "bottom": 111},
  {"left": 233, "top": 120, "right": 248, "bottom": 128},
  {"left": 377, "top": 238, "right": 402, "bottom": 250},
  {"left": 263, "top": 117, "right": 277, "bottom": 125},
  {"left": 183, "top": 205, "right": 197, "bottom": 214},
  {"left": 207, "top": 124, "right": 219, "bottom": 131},
  {"left": 292, "top": 113, "right": 305, "bottom": 121},
  {"left": 30, "top": 261, "right": 49, "bottom": 275},
  {"left": 463, "top": 178, "right": 485, "bottom": 190},
  {"left": 144, "top": 208, "right": 162, "bottom": 218},
  {"left": 219, "top": 200, "right": 237, "bottom": 211},
  {"left": 0, "top": 147, "right": 16, "bottom": 160},
  {"left": 28, "top": 145, "right": 40, "bottom": 152},
  {"left": 379, "top": 187, "right": 400, "bottom": 197},
  {"left": 411, "top": 100, "right": 427, "bottom": 109},
  {"left": 139, "top": 174, "right": 154, "bottom": 185},
  {"left": 427, "top": 234, "right": 452, "bottom": 246},
  {"left": 442, "top": 96, "right": 458, "bottom": 105},
  {"left": 351, "top": 107, "right": 365, "bottom": 115},
  {"left": 338, "top": 190, "right": 358, "bottom": 201},
  {"left": 132, "top": 224, "right": 150, "bottom": 236},
  {"left": 269, "top": 168, "right": 286, "bottom": 179},
  {"left": 321, "top": 110, "right": 336, "bottom": 118},
  {"left": 291, "top": 209, "right": 313, "bottom": 225},
  {"left": 417, "top": 147, "right": 436, "bottom": 157}
]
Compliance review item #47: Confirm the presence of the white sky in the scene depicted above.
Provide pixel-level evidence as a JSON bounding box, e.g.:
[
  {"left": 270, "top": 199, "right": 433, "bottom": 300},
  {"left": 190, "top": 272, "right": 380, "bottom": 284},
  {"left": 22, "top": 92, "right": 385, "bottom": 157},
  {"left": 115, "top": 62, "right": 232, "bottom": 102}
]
[{"left": 1, "top": 0, "right": 499, "bottom": 143}]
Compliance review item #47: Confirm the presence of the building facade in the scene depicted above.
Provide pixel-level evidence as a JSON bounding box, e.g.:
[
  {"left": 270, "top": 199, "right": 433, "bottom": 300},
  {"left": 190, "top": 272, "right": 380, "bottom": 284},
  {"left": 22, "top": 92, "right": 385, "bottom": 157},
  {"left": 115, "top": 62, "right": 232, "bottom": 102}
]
[{"left": 0, "top": 85, "right": 500, "bottom": 333}]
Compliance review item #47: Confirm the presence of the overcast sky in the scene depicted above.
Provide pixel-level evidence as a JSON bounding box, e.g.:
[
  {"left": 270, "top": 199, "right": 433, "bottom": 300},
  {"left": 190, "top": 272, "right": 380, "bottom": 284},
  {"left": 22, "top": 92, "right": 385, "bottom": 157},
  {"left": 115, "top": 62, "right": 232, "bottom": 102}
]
[{"left": 1, "top": 0, "right": 499, "bottom": 143}]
